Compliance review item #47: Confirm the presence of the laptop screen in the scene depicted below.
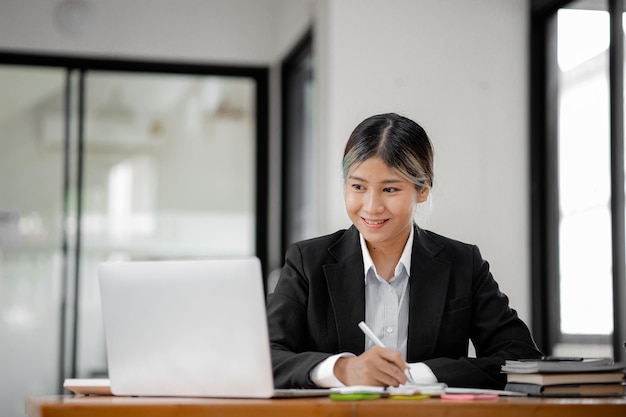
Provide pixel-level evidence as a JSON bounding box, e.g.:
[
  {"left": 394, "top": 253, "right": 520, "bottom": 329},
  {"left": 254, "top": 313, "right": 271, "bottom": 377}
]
[{"left": 99, "top": 257, "right": 275, "bottom": 398}]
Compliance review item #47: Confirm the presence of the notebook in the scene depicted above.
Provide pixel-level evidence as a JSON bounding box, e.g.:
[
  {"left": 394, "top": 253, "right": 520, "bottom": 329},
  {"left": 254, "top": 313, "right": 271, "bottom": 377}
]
[{"left": 64, "top": 257, "right": 328, "bottom": 398}]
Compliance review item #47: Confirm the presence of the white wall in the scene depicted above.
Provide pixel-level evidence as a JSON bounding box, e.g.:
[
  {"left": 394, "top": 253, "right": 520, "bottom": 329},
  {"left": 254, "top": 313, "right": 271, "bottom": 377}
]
[
  {"left": 0, "top": 0, "right": 311, "bottom": 64},
  {"left": 314, "top": 0, "right": 531, "bottom": 321},
  {"left": 0, "top": 0, "right": 531, "bottom": 320}
]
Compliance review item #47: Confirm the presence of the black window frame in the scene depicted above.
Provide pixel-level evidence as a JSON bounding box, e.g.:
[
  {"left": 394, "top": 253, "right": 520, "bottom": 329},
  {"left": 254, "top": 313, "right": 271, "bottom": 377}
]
[
  {"left": 0, "top": 51, "right": 269, "bottom": 269},
  {"left": 530, "top": 0, "right": 626, "bottom": 362},
  {"left": 0, "top": 50, "right": 270, "bottom": 390},
  {"left": 280, "top": 28, "right": 314, "bottom": 259}
]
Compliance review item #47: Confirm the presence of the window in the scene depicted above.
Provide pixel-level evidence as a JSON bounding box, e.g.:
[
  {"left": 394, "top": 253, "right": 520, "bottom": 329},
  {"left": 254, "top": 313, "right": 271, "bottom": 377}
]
[
  {"left": 558, "top": 5, "right": 613, "bottom": 342},
  {"left": 0, "top": 52, "right": 268, "bottom": 417},
  {"left": 531, "top": 0, "right": 626, "bottom": 362}
]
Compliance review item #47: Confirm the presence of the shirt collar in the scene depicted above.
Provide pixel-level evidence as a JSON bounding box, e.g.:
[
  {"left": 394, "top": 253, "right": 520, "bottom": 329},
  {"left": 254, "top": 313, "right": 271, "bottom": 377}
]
[{"left": 359, "top": 225, "right": 414, "bottom": 282}]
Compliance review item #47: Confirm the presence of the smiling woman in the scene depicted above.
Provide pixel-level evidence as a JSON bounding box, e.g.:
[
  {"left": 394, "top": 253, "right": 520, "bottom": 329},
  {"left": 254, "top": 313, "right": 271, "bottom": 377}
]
[
  {"left": 341, "top": 114, "right": 432, "bottom": 281},
  {"left": 266, "top": 112, "right": 543, "bottom": 391},
  {"left": 344, "top": 157, "right": 424, "bottom": 280}
]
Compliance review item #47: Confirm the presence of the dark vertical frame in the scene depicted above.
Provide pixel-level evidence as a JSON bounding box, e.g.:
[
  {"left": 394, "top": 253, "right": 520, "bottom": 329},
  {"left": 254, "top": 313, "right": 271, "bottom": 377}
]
[
  {"left": 280, "top": 29, "right": 313, "bottom": 260},
  {"left": 530, "top": 2, "right": 564, "bottom": 354},
  {"left": 70, "top": 70, "right": 86, "bottom": 378},
  {"left": 531, "top": 0, "right": 626, "bottom": 360},
  {"left": 0, "top": 51, "right": 270, "bottom": 389},
  {"left": 609, "top": 0, "right": 626, "bottom": 362},
  {"left": 255, "top": 68, "right": 270, "bottom": 282},
  {"left": 58, "top": 69, "right": 73, "bottom": 393}
]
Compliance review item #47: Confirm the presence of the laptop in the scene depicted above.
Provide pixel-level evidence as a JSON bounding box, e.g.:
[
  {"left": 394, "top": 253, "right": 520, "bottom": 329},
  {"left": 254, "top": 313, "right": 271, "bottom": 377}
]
[{"left": 65, "top": 257, "right": 328, "bottom": 398}]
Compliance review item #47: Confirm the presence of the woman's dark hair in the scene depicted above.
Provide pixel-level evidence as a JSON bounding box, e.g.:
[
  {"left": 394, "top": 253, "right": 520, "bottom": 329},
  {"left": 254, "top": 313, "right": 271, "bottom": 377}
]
[{"left": 342, "top": 113, "right": 434, "bottom": 190}]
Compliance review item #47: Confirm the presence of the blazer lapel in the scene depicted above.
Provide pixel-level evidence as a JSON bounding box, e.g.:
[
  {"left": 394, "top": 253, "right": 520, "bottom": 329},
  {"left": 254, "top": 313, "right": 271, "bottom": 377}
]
[
  {"left": 407, "top": 226, "right": 451, "bottom": 362},
  {"left": 324, "top": 226, "right": 367, "bottom": 355}
]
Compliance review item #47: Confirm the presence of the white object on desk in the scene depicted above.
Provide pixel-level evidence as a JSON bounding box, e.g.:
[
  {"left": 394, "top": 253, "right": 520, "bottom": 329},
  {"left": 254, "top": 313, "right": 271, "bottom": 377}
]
[{"left": 63, "top": 378, "right": 112, "bottom": 396}]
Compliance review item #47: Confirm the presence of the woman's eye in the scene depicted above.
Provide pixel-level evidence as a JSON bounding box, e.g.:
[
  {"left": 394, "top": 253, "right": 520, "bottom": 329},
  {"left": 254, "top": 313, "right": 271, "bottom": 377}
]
[
  {"left": 383, "top": 187, "right": 398, "bottom": 193},
  {"left": 351, "top": 184, "right": 364, "bottom": 190}
]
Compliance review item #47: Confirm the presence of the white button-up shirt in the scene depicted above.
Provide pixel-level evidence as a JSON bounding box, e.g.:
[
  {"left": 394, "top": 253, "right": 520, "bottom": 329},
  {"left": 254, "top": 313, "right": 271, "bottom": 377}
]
[
  {"left": 361, "top": 227, "right": 411, "bottom": 358},
  {"left": 310, "top": 226, "right": 437, "bottom": 387}
]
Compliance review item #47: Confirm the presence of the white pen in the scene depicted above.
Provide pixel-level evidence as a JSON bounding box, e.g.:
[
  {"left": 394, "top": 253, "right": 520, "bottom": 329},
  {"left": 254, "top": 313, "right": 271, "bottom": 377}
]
[
  {"left": 358, "top": 321, "right": 417, "bottom": 384},
  {"left": 358, "top": 321, "right": 385, "bottom": 347}
]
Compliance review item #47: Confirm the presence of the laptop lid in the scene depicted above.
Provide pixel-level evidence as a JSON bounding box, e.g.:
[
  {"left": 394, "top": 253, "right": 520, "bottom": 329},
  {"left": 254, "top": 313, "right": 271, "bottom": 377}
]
[{"left": 99, "top": 257, "right": 276, "bottom": 398}]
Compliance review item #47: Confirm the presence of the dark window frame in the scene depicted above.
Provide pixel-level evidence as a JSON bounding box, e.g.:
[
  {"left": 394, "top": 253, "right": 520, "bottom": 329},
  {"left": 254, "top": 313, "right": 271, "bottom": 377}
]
[
  {"left": 280, "top": 28, "right": 314, "bottom": 260},
  {"left": 0, "top": 51, "right": 269, "bottom": 268},
  {"left": 530, "top": 0, "right": 626, "bottom": 361},
  {"left": 0, "top": 50, "right": 270, "bottom": 389}
]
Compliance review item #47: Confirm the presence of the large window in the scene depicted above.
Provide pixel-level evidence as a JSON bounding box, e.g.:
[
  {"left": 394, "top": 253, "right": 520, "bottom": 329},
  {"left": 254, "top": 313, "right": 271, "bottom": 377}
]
[
  {"left": 0, "top": 53, "right": 268, "bottom": 417},
  {"left": 77, "top": 70, "right": 259, "bottom": 377},
  {"left": 531, "top": 0, "right": 626, "bottom": 362},
  {"left": 558, "top": 5, "right": 613, "bottom": 342}
]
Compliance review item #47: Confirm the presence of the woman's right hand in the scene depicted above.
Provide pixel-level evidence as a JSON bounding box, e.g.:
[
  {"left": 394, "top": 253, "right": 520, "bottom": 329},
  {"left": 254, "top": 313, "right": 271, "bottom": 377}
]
[{"left": 333, "top": 346, "right": 409, "bottom": 387}]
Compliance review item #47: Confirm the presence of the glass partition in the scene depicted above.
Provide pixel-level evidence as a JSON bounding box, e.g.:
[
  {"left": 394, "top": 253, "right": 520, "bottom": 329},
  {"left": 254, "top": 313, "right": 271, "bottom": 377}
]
[
  {"left": 76, "top": 71, "right": 257, "bottom": 377},
  {"left": 0, "top": 60, "right": 262, "bottom": 417},
  {"left": 0, "top": 66, "right": 67, "bottom": 416}
]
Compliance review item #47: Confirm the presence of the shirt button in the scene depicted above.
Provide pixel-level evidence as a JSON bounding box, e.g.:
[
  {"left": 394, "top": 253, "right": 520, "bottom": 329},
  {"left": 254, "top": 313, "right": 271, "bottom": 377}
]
[{"left": 386, "top": 326, "right": 394, "bottom": 334}]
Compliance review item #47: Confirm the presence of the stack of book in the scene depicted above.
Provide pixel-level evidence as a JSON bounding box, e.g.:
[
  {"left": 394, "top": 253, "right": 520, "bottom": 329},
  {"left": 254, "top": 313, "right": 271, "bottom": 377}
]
[{"left": 502, "top": 357, "right": 625, "bottom": 397}]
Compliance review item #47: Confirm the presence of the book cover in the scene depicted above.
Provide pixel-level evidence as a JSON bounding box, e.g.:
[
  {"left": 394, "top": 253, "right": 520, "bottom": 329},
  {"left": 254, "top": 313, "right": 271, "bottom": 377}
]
[
  {"left": 505, "top": 382, "right": 625, "bottom": 397},
  {"left": 506, "top": 372, "right": 625, "bottom": 386},
  {"left": 502, "top": 358, "right": 626, "bottom": 374}
]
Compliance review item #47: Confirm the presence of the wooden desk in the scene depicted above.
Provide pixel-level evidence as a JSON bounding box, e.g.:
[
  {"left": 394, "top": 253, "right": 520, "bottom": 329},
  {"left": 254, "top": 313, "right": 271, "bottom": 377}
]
[{"left": 26, "top": 395, "right": 626, "bottom": 417}]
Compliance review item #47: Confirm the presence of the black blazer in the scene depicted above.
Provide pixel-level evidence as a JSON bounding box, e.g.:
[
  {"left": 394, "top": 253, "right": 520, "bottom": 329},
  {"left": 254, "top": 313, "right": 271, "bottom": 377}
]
[{"left": 266, "top": 224, "right": 542, "bottom": 389}]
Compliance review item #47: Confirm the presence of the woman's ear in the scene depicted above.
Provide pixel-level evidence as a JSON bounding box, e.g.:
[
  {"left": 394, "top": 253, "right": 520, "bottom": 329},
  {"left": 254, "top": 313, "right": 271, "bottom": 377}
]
[{"left": 417, "top": 186, "right": 430, "bottom": 203}]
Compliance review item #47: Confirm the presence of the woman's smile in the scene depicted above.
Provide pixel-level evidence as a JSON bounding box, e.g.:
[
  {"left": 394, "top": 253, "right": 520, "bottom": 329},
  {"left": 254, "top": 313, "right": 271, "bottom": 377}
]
[{"left": 362, "top": 218, "right": 389, "bottom": 228}]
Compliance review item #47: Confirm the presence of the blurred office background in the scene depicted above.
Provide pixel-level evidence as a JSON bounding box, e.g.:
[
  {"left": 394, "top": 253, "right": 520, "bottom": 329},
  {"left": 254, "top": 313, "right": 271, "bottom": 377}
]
[{"left": 1, "top": 1, "right": 625, "bottom": 416}]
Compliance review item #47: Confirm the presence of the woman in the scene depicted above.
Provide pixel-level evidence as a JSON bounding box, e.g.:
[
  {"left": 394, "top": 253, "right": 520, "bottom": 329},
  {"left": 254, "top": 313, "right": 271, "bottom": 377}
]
[{"left": 267, "top": 113, "right": 542, "bottom": 390}]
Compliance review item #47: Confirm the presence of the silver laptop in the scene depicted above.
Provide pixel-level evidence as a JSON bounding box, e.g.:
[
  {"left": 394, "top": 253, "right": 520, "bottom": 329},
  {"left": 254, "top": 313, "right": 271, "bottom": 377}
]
[{"left": 93, "top": 257, "right": 328, "bottom": 398}]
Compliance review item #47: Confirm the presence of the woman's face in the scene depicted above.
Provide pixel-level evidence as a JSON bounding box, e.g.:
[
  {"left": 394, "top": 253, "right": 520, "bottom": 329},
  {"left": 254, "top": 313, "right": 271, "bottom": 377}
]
[{"left": 344, "top": 157, "right": 429, "bottom": 249}]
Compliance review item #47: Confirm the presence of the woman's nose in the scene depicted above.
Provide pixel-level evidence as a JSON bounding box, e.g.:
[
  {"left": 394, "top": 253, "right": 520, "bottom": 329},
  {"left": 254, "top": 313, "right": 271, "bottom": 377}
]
[{"left": 364, "top": 191, "right": 384, "bottom": 213}]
